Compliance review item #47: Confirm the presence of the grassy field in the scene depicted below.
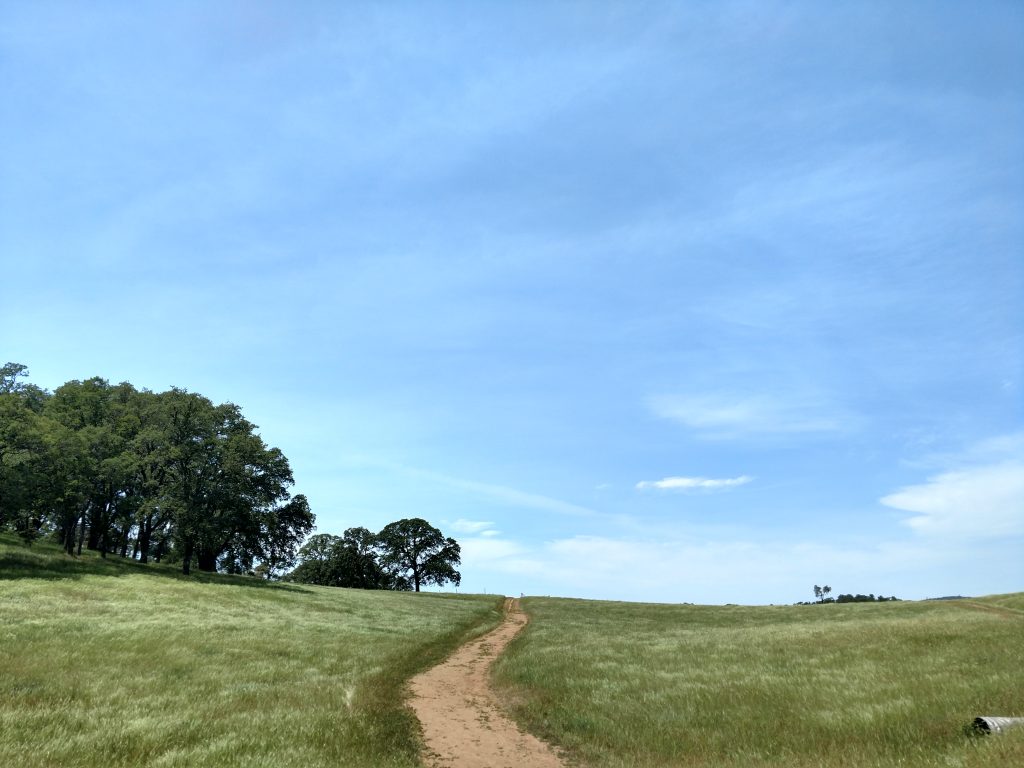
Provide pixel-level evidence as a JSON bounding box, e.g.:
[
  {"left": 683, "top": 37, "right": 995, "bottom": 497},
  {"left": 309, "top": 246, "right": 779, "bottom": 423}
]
[
  {"left": 495, "top": 595, "right": 1024, "bottom": 768},
  {"left": 0, "top": 535, "right": 502, "bottom": 768},
  {"left": 6, "top": 535, "right": 1022, "bottom": 768}
]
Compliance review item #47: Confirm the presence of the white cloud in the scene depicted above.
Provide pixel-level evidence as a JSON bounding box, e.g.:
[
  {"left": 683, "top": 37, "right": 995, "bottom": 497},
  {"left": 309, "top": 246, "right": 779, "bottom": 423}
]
[
  {"left": 649, "top": 394, "right": 843, "bottom": 438},
  {"left": 912, "top": 431, "right": 1024, "bottom": 470},
  {"left": 971, "top": 431, "right": 1024, "bottom": 457},
  {"left": 402, "top": 466, "right": 598, "bottom": 518},
  {"left": 882, "top": 462, "right": 1024, "bottom": 539},
  {"left": 456, "top": 531, "right": 1018, "bottom": 604},
  {"left": 460, "top": 536, "right": 548, "bottom": 580},
  {"left": 346, "top": 459, "right": 602, "bottom": 520},
  {"left": 449, "top": 519, "right": 496, "bottom": 534},
  {"left": 636, "top": 475, "right": 752, "bottom": 491}
]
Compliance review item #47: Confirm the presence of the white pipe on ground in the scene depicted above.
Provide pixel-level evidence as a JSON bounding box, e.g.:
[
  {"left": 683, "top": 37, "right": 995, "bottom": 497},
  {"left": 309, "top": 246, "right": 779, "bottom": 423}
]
[{"left": 973, "top": 716, "right": 1024, "bottom": 734}]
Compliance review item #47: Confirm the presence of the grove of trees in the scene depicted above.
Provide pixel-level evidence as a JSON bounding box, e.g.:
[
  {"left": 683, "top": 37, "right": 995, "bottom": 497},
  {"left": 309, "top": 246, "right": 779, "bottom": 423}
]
[
  {"left": 0, "top": 363, "right": 314, "bottom": 577},
  {"left": 799, "top": 584, "right": 899, "bottom": 604},
  {"left": 287, "top": 518, "right": 462, "bottom": 592}
]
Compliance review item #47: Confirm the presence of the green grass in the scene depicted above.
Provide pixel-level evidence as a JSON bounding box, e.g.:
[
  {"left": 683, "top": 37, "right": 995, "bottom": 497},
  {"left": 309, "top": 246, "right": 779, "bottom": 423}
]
[
  {"left": 0, "top": 534, "right": 502, "bottom": 767},
  {"left": 7, "top": 536, "right": 1021, "bottom": 768},
  {"left": 494, "top": 595, "right": 1024, "bottom": 768}
]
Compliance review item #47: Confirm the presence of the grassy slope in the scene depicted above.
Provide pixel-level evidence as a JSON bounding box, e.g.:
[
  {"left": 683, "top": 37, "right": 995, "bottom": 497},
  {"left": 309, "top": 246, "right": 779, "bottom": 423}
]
[
  {"left": 495, "top": 595, "right": 1024, "bottom": 768},
  {"left": 0, "top": 535, "right": 502, "bottom": 768}
]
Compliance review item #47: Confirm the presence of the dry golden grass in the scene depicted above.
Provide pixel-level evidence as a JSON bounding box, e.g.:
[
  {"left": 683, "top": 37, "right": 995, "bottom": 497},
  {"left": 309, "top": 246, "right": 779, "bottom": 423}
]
[
  {"left": 0, "top": 535, "right": 501, "bottom": 767},
  {"left": 495, "top": 595, "right": 1024, "bottom": 768}
]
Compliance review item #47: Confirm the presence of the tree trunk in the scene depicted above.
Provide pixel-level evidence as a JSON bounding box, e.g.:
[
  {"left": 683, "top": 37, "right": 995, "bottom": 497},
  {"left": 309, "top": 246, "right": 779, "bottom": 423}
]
[
  {"left": 138, "top": 518, "right": 152, "bottom": 564},
  {"left": 76, "top": 514, "right": 87, "bottom": 556},
  {"left": 182, "top": 540, "right": 193, "bottom": 575},
  {"left": 64, "top": 515, "right": 77, "bottom": 556},
  {"left": 197, "top": 548, "right": 218, "bottom": 573},
  {"left": 153, "top": 536, "right": 166, "bottom": 563},
  {"left": 96, "top": 499, "right": 115, "bottom": 556},
  {"left": 119, "top": 525, "right": 130, "bottom": 558},
  {"left": 87, "top": 508, "right": 102, "bottom": 551}
]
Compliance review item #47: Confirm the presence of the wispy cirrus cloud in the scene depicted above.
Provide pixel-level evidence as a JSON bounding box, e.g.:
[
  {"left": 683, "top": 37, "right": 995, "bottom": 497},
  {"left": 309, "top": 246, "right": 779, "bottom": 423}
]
[
  {"left": 882, "top": 432, "right": 1024, "bottom": 539},
  {"left": 449, "top": 519, "right": 497, "bottom": 535},
  {"left": 398, "top": 465, "right": 598, "bottom": 518},
  {"left": 448, "top": 519, "right": 502, "bottom": 538},
  {"left": 904, "top": 431, "right": 1024, "bottom": 471},
  {"left": 882, "top": 462, "right": 1024, "bottom": 539},
  {"left": 649, "top": 394, "right": 845, "bottom": 439},
  {"left": 636, "top": 475, "right": 752, "bottom": 491}
]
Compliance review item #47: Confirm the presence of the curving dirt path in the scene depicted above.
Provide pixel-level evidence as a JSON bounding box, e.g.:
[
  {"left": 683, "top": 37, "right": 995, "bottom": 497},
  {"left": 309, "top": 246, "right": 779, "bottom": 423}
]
[{"left": 409, "top": 598, "right": 567, "bottom": 768}]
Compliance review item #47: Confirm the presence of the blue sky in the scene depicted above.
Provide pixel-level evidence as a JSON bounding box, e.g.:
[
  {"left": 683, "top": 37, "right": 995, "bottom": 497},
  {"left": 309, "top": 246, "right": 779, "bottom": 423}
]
[{"left": 2, "top": 1, "right": 1021, "bottom": 604}]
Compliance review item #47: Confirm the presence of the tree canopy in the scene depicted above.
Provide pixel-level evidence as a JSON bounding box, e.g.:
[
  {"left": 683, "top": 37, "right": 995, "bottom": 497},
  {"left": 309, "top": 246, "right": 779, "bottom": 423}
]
[
  {"left": 0, "top": 363, "right": 313, "bottom": 576},
  {"left": 286, "top": 519, "right": 462, "bottom": 592},
  {"left": 2, "top": 364, "right": 467, "bottom": 592},
  {"left": 287, "top": 529, "right": 391, "bottom": 589},
  {"left": 375, "top": 518, "right": 461, "bottom": 592}
]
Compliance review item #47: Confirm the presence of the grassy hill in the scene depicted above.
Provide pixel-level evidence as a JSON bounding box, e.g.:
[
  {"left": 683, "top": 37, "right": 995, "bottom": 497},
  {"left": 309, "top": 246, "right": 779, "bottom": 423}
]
[
  {"left": 5, "top": 536, "right": 1021, "bottom": 768},
  {"left": 495, "top": 595, "right": 1024, "bottom": 768},
  {"left": 0, "top": 535, "right": 502, "bottom": 768}
]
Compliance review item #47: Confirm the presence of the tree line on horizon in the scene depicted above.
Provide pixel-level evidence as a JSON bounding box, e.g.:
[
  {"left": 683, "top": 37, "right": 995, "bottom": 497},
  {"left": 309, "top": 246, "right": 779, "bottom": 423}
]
[
  {"left": 0, "top": 363, "right": 313, "bottom": 577},
  {"left": 285, "top": 518, "right": 462, "bottom": 592},
  {"left": 794, "top": 584, "right": 900, "bottom": 605},
  {"left": 1, "top": 363, "right": 464, "bottom": 591}
]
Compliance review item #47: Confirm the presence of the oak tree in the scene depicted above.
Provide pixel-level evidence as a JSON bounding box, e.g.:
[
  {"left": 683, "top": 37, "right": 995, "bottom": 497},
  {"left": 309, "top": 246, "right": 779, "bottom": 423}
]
[{"left": 375, "top": 518, "right": 461, "bottom": 592}]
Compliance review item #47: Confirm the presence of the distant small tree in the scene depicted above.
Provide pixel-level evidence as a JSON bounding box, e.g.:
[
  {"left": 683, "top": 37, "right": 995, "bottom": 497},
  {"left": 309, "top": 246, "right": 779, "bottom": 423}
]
[
  {"left": 16, "top": 515, "right": 41, "bottom": 547},
  {"left": 813, "top": 585, "right": 822, "bottom": 602},
  {"left": 375, "top": 518, "right": 461, "bottom": 592},
  {"left": 288, "top": 533, "right": 343, "bottom": 585},
  {"left": 286, "top": 527, "right": 390, "bottom": 589}
]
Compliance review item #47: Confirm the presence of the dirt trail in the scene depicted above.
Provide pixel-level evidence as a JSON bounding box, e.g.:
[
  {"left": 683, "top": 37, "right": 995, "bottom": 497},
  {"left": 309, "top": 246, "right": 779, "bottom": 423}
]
[{"left": 409, "top": 598, "right": 567, "bottom": 768}]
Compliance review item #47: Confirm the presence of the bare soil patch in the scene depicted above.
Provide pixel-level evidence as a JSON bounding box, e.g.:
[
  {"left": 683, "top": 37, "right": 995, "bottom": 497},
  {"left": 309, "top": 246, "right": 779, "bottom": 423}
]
[{"left": 410, "top": 598, "right": 567, "bottom": 768}]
